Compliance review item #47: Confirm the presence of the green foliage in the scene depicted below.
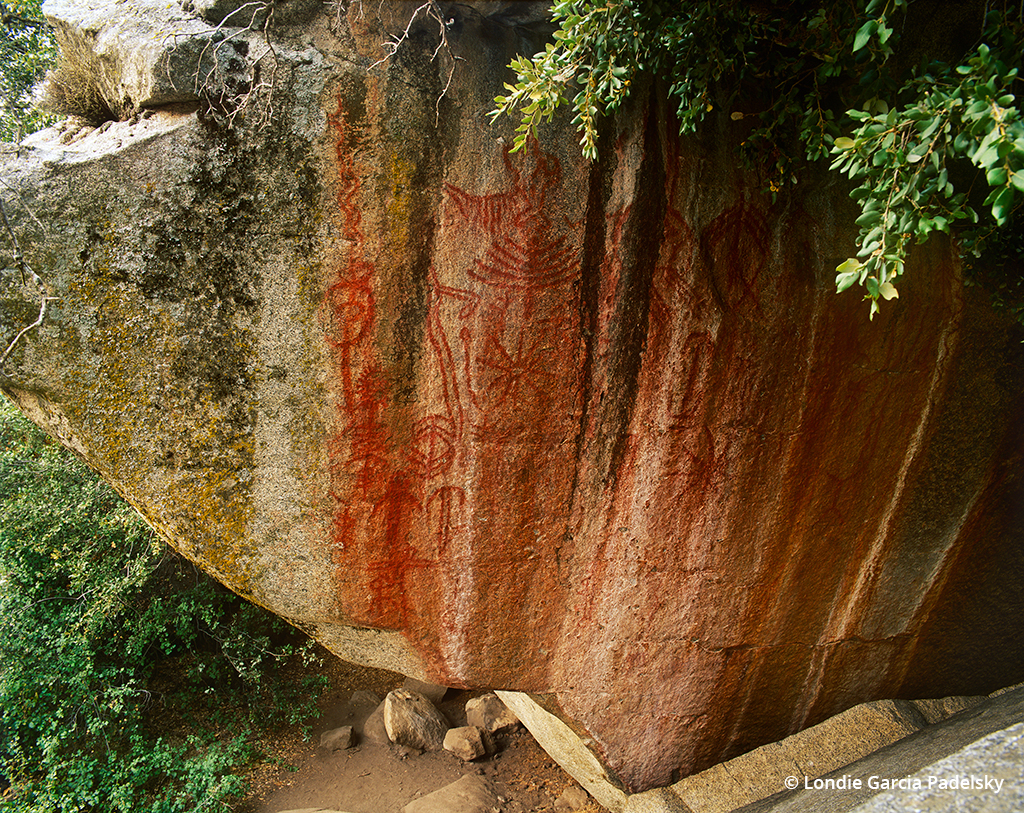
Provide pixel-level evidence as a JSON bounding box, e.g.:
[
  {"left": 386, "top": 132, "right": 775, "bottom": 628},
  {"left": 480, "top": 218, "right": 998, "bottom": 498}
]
[
  {"left": 492, "top": 0, "right": 1024, "bottom": 321},
  {"left": 491, "top": 1, "right": 896, "bottom": 166},
  {"left": 0, "top": 0, "right": 57, "bottom": 140},
  {"left": 0, "top": 398, "right": 327, "bottom": 812},
  {"left": 833, "top": 12, "right": 1024, "bottom": 317}
]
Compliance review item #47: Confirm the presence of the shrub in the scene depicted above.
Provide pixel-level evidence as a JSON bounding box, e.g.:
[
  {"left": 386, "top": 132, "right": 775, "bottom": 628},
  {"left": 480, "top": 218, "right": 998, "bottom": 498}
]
[{"left": 0, "top": 398, "right": 326, "bottom": 812}]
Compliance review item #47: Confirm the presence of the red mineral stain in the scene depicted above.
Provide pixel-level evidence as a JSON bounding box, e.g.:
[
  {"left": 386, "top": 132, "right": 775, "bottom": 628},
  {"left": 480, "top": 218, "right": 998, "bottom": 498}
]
[
  {"left": 424, "top": 143, "right": 584, "bottom": 684},
  {"left": 319, "top": 92, "right": 1006, "bottom": 792}
]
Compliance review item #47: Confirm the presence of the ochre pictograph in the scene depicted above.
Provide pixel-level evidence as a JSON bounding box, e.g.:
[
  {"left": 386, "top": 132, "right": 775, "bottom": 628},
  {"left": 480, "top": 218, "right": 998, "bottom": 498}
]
[
  {"left": 703, "top": 201, "right": 772, "bottom": 313},
  {"left": 324, "top": 98, "right": 427, "bottom": 630},
  {"left": 434, "top": 143, "right": 581, "bottom": 444},
  {"left": 323, "top": 119, "right": 581, "bottom": 671}
]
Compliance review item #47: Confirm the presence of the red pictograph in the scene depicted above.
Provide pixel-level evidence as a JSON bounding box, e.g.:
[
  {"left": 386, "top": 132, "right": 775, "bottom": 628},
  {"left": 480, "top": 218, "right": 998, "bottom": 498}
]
[
  {"left": 702, "top": 201, "right": 771, "bottom": 313},
  {"left": 427, "top": 485, "right": 466, "bottom": 559},
  {"left": 324, "top": 99, "right": 437, "bottom": 631},
  {"left": 444, "top": 144, "right": 576, "bottom": 294},
  {"left": 323, "top": 100, "right": 390, "bottom": 505},
  {"left": 322, "top": 121, "right": 580, "bottom": 678},
  {"left": 470, "top": 224, "right": 576, "bottom": 291},
  {"left": 477, "top": 330, "right": 558, "bottom": 409},
  {"left": 408, "top": 414, "right": 457, "bottom": 480},
  {"left": 362, "top": 471, "right": 434, "bottom": 631},
  {"left": 667, "top": 330, "right": 716, "bottom": 427},
  {"left": 323, "top": 270, "right": 374, "bottom": 351},
  {"left": 435, "top": 143, "right": 580, "bottom": 437},
  {"left": 653, "top": 210, "right": 697, "bottom": 312}
]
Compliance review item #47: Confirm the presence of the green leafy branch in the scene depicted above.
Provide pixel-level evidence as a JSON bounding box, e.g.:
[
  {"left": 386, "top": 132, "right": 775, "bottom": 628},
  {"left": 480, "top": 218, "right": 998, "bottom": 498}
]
[
  {"left": 491, "top": 1, "right": 639, "bottom": 158},
  {"left": 491, "top": 1, "right": 1024, "bottom": 322},
  {"left": 832, "top": 22, "right": 1024, "bottom": 317},
  {"left": 489, "top": 0, "right": 900, "bottom": 170}
]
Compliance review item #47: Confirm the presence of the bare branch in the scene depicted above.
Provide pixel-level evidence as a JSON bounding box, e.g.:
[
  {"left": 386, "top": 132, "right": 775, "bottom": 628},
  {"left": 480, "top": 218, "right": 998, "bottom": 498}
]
[
  {"left": 368, "top": 1, "right": 433, "bottom": 70},
  {"left": 163, "top": 1, "right": 280, "bottom": 130},
  {"left": 368, "top": 0, "right": 465, "bottom": 126},
  {"left": 0, "top": 198, "right": 56, "bottom": 375}
]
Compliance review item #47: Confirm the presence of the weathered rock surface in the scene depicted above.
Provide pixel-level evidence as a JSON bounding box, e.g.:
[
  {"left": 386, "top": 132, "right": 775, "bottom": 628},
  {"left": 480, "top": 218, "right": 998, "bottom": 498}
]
[
  {"left": 2, "top": 0, "right": 1024, "bottom": 799},
  {"left": 737, "top": 683, "right": 1024, "bottom": 813},
  {"left": 667, "top": 700, "right": 926, "bottom": 812},
  {"left": 497, "top": 690, "right": 628, "bottom": 812},
  {"left": 623, "top": 684, "right": 1022, "bottom": 813},
  {"left": 848, "top": 722, "right": 1024, "bottom": 813},
  {"left": 383, "top": 690, "right": 450, "bottom": 752},
  {"left": 44, "top": 0, "right": 257, "bottom": 118},
  {"left": 911, "top": 695, "right": 986, "bottom": 726}
]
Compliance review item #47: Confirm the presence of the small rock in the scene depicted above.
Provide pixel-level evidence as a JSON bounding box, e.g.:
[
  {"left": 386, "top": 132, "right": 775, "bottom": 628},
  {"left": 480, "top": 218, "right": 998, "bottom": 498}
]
[
  {"left": 319, "top": 725, "right": 354, "bottom": 751},
  {"left": 402, "top": 774, "right": 498, "bottom": 813},
  {"left": 555, "top": 784, "right": 591, "bottom": 811},
  {"left": 384, "top": 689, "right": 450, "bottom": 751},
  {"left": 443, "top": 725, "right": 487, "bottom": 761},
  {"left": 347, "top": 690, "right": 382, "bottom": 737},
  {"left": 465, "top": 693, "right": 519, "bottom": 734}
]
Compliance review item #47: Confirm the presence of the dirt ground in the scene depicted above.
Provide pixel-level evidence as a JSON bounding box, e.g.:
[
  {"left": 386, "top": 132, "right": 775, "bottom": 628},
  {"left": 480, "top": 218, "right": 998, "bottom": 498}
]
[{"left": 237, "top": 656, "right": 605, "bottom": 813}]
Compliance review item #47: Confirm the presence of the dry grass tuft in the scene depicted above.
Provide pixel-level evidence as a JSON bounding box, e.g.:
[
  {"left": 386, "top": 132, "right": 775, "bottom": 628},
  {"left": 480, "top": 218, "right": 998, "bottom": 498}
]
[{"left": 41, "top": 31, "right": 119, "bottom": 124}]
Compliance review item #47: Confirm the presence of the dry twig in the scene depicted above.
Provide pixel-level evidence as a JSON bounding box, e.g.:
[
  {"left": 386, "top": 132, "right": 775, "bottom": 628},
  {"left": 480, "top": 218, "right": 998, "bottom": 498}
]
[
  {"left": 369, "top": 0, "right": 465, "bottom": 125},
  {"left": 0, "top": 198, "right": 57, "bottom": 374}
]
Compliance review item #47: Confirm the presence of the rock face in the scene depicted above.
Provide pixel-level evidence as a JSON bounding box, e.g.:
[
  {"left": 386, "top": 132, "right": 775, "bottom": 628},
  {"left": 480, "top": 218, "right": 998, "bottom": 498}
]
[{"left": 1, "top": 0, "right": 1023, "bottom": 797}]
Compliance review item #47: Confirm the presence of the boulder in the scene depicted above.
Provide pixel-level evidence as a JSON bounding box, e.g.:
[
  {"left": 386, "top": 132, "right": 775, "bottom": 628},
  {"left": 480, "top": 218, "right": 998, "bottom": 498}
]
[
  {"left": 362, "top": 701, "right": 390, "bottom": 747},
  {"left": 347, "top": 689, "right": 382, "bottom": 717},
  {"left": 384, "top": 690, "right": 450, "bottom": 752},
  {"left": 738, "top": 683, "right": 1024, "bottom": 813},
  {"left": 401, "top": 774, "right": 499, "bottom": 813},
  {"left": 662, "top": 699, "right": 929, "bottom": 812},
  {"left": 3, "top": 0, "right": 1024, "bottom": 799},
  {"left": 910, "top": 695, "right": 986, "bottom": 726},
  {"left": 849, "top": 722, "right": 1024, "bottom": 813},
  {"left": 42, "top": 0, "right": 256, "bottom": 118},
  {"left": 403, "top": 677, "right": 448, "bottom": 706}
]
